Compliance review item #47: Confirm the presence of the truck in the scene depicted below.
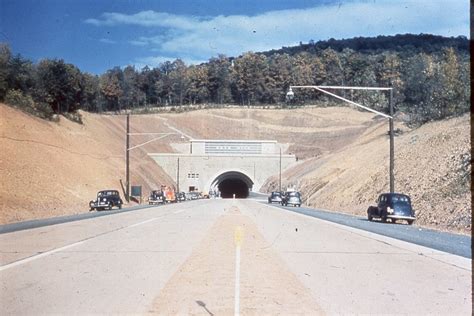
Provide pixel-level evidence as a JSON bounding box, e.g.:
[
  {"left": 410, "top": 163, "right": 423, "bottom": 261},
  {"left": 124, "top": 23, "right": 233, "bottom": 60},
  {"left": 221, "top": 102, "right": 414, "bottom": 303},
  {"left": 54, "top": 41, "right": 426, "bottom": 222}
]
[{"left": 163, "top": 186, "right": 176, "bottom": 203}]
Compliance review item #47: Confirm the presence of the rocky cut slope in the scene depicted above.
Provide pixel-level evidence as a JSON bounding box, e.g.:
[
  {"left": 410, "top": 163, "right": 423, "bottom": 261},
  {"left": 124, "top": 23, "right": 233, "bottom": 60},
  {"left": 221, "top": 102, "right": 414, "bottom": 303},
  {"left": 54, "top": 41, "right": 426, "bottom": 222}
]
[{"left": 264, "top": 114, "right": 471, "bottom": 235}]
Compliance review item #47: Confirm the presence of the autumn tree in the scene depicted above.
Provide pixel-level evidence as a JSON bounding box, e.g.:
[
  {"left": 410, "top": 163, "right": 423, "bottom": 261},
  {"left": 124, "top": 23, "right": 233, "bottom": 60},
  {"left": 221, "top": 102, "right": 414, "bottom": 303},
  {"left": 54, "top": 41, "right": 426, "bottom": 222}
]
[
  {"left": 207, "top": 55, "right": 232, "bottom": 104},
  {"left": 169, "top": 59, "right": 190, "bottom": 105},
  {"left": 232, "top": 52, "right": 269, "bottom": 105},
  {"left": 187, "top": 65, "right": 210, "bottom": 104},
  {"left": 100, "top": 67, "right": 123, "bottom": 111}
]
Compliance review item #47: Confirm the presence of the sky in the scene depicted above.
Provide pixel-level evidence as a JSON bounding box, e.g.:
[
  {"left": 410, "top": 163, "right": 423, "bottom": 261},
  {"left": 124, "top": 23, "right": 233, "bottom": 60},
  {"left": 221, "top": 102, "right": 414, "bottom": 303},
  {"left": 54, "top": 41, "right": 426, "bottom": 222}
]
[{"left": 0, "top": 0, "right": 469, "bottom": 74}]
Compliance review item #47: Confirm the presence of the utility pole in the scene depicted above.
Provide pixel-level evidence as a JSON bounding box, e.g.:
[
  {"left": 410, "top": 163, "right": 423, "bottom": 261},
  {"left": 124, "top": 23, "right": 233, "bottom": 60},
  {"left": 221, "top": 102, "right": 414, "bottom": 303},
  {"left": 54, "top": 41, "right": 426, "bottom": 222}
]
[
  {"left": 126, "top": 114, "right": 130, "bottom": 202},
  {"left": 177, "top": 157, "right": 180, "bottom": 193},
  {"left": 389, "top": 89, "right": 394, "bottom": 193},
  {"left": 279, "top": 147, "right": 282, "bottom": 192}
]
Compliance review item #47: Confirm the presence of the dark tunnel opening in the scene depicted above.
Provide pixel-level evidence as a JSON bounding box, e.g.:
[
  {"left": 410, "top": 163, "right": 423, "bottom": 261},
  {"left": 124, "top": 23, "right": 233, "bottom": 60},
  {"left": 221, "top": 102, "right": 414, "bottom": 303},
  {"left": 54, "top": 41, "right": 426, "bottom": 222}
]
[{"left": 218, "top": 178, "right": 249, "bottom": 198}]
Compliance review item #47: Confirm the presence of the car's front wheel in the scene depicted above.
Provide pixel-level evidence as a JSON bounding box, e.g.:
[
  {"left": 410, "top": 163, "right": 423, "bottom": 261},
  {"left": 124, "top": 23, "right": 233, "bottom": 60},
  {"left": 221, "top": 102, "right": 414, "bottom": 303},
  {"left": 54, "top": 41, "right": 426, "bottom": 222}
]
[
  {"left": 407, "top": 220, "right": 414, "bottom": 225},
  {"left": 108, "top": 202, "right": 112, "bottom": 210}
]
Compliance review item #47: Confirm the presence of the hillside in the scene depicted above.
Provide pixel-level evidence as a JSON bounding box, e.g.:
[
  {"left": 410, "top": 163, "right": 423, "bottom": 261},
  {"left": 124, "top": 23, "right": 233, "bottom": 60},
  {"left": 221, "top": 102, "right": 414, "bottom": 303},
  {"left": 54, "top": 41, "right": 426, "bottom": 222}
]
[
  {"left": 0, "top": 103, "right": 470, "bottom": 235},
  {"left": 0, "top": 103, "right": 177, "bottom": 223},
  {"left": 264, "top": 114, "right": 471, "bottom": 235}
]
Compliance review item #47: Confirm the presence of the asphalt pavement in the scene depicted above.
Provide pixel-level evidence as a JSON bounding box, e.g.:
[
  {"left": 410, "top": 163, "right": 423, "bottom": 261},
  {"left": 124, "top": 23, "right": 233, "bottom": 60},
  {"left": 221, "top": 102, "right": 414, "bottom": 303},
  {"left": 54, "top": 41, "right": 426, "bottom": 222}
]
[{"left": 268, "top": 203, "right": 471, "bottom": 258}]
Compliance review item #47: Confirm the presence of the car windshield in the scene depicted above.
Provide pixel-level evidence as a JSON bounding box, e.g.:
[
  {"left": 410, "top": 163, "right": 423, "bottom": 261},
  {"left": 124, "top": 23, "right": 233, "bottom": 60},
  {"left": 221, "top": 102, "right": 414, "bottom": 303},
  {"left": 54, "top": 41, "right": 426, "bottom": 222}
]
[
  {"left": 288, "top": 192, "right": 300, "bottom": 197},
  {"left": 272, "top": 192, "right": 281, "bottom": 196}
]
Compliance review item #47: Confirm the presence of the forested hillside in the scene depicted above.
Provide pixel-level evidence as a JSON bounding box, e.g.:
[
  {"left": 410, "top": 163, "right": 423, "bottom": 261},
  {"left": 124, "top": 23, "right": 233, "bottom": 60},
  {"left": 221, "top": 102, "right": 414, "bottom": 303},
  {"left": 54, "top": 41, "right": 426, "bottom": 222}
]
[{"left": 0, "top": 34, "right": 469, "bottom": 125}]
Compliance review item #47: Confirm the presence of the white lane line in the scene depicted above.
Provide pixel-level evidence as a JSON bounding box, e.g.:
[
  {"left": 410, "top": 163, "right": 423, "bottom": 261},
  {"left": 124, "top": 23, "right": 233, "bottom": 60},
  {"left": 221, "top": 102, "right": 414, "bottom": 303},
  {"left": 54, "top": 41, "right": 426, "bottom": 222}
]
[
  {"left": 0, "top": 241, "right": 85, "bottom": 272},
  {"left": 127, "top": 218, "right": 159, "bottom": 228},
  {"left": 234, "top": 226, "right": 243, "bottom": 316},
  {"left": 1, "top": 209, "right": 187, "bottom": 272}
]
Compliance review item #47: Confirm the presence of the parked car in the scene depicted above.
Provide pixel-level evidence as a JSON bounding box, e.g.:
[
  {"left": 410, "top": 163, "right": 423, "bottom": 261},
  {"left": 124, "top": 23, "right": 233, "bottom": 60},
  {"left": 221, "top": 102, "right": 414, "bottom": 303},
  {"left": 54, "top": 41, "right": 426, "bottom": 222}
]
[
  {"left": 177, "top": 192, "right": 186, "bottom": 202},
  {"left": 188, "top": 191, "right": 200, "bottom": 200},
  {"left": 148, "top": 190, "right": 165, "bottom": 205},
  {"left": 367, "top": 193, "right": 415, "bottom": 225},
  {"left": 268, "top": 191, "right": 283, "bottom": 204},
  {"left": 281, "top": 191, "right": 302, "bottom": 207},
  {"left": 89, "top": 190, "right": 123, "bottom": 211}
]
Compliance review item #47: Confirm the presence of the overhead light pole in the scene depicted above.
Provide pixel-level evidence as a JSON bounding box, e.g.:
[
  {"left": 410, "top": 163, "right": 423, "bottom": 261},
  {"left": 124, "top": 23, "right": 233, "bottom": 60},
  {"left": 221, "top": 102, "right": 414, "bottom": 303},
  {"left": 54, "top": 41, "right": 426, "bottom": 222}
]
[
  {"left": 287, "top": 85, "right": 394, "bottom": 193},
  {"left": 126, "top": 114, "right": 130, "bottom": 202}
]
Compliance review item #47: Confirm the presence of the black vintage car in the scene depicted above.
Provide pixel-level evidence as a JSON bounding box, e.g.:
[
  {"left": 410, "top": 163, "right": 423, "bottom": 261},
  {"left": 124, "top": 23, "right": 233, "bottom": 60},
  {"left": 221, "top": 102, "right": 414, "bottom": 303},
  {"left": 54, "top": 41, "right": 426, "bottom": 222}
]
[
  {"left": 177, "top": 192, "right": 186, "bottom": 202},
  {"left": 367, "top": 193, "right": 415, "bottom": 225},
  {"left": 281, "top": 191, "right": 302, "bottom": 207},
  {"left": 268, "top": 191, "right": 283, "bottom": 204},
  {"left": 148, "top": 190, "right": 165, "bottom": 205},
  {"left": 89, "top": 190, "right": 123, "bottom": 211}
]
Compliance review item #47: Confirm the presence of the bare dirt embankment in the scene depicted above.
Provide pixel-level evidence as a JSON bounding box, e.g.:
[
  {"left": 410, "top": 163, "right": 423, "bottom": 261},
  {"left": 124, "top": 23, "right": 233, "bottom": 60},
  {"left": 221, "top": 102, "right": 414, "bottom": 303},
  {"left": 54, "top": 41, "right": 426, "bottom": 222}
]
[
  {"left": 1, "top": 103, "right": 470, "bottom": 235},
  {"left": 0, "top": 104, "right": 178, "bottom": 224},
  {"left": 263, "top": 114, "right": 471, "bottom": 235}
]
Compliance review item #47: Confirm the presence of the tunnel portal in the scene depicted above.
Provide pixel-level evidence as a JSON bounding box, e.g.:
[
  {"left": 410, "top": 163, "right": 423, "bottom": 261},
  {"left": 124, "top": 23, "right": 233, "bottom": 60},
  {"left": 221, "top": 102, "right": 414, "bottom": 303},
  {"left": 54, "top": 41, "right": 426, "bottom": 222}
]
[{"left": 211, "top": 171, "right": 253, "bottom": 199}]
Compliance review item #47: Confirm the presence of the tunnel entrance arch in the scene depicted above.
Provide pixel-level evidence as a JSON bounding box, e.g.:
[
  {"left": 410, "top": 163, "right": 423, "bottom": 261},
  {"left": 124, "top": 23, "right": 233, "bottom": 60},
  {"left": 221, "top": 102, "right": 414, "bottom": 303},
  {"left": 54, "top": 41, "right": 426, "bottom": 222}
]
[{"left": 209, "top": 171, "right": 254, "bottom": 198}]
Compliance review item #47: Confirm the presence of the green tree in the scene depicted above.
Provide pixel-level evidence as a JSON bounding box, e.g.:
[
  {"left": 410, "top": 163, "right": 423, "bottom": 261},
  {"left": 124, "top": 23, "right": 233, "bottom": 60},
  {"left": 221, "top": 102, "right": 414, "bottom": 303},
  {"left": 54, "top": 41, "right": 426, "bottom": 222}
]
[
  {"left": 267, "top": 53, "right": 293, "bottom": 103},
  {"left": 169, "top": 59, "right": 190, "bottom": 105},
  {"left": 438, "top": 48, "right": 464, "bottom": 117},
  {"left": 208, "top": 55, "right": 233, "bottom": 104},
  {"left": 187, "top": 65, "right": 210, "bottom": 104},
  {"left": 377, "top": 52, "right": 405, "bottom": 108},
  {"left": 232, "top": 52, "right": 269, "bottom": 105},
  {"left": 100, "top": 67, "right": 123, "bottom": 111},
  {"left": 0, "top": 43, "right": 12, "bottom": 100},
  {"left": 35, "top": 59, "right": 82, "bottom": 114}
]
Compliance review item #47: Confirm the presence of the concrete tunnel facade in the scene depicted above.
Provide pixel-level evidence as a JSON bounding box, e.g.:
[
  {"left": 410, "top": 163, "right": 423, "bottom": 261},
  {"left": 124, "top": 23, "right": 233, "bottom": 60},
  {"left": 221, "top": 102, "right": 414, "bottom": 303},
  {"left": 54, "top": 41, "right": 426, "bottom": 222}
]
[{"left": 148, "top": 140, "right": 296, "bottom": 198}]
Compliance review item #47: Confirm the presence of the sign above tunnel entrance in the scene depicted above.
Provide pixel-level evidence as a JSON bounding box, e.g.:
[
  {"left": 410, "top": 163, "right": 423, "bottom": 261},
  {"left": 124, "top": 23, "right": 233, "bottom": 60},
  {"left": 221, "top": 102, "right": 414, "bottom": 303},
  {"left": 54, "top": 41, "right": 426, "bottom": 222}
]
[
  {"left": 148, "top": 139, "right": 296, "bottom": 194},
  {"left": 190, "top": 139, "right": 279, "bottom": 155}
]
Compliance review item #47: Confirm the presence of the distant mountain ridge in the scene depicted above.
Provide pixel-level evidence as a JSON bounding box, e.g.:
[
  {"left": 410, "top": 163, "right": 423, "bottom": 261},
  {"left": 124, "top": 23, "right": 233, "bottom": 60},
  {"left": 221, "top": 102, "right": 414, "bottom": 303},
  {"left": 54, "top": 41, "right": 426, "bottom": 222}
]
[{"left": 261, "top": 33, "right": 469, "bottom": 57}]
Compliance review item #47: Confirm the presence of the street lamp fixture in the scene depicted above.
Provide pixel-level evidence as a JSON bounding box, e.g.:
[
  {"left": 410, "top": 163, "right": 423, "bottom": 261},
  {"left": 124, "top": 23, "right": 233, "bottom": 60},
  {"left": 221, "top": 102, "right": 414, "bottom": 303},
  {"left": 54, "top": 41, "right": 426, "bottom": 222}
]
[{"left": 287, "top": 85, "right": 395, "bottom": 193}]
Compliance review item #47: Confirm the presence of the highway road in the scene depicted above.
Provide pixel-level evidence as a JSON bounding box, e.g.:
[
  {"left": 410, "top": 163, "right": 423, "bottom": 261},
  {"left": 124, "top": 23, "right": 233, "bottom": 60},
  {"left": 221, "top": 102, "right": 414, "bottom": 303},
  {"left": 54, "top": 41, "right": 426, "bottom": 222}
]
[{"left": 1, "top": 199, "right": 471, "bottom": 314}]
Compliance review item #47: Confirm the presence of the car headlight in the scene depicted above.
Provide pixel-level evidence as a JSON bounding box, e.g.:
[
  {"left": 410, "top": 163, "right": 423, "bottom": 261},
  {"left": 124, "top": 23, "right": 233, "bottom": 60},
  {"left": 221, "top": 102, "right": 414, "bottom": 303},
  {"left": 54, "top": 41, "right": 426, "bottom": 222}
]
[
  {"left": 102, "top": 198, "right": 106, "bottom": 202},
  {"left": 387, "top": 207, "right": 394, "bottom": 214}
]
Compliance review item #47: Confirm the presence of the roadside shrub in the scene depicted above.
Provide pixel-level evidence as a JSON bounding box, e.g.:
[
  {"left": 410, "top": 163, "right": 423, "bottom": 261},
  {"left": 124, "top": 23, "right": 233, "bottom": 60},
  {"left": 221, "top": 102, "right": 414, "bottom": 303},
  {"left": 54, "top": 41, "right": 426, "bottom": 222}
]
[
  {"left": 35, "top": 102, "right": 56, "bottom": 120},
  {"left": 5, "top": 89, "right": 55, "bottom": 120},
  {"left": 5, "top": 89, "right": 34, "bottom": 108},
  {"left": 63, "top": 111, "right": 83, "bottom": 124}
]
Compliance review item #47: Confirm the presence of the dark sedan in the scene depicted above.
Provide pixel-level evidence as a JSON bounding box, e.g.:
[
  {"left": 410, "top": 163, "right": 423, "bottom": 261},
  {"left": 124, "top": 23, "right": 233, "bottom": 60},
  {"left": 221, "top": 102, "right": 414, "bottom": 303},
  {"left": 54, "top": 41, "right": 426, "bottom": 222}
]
[
  {"left": 268, "top": 191, "right": 283, "bottom": 204},
  {"left": 89, "top": 190, "right": 123, "bottom": 211},
  {"left": 367, "top": 193, "right": 415, "bottom": 225},
  {"left": 281, "top": 191, "right": 302, "bottom": 207}
]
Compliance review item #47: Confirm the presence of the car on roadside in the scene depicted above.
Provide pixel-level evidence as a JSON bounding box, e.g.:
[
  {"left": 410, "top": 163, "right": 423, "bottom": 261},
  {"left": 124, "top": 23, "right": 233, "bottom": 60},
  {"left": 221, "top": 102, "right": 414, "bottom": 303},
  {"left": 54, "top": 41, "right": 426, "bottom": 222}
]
[
  {"left": 268, "top": 191, "right": 283, "bottom": 204},
  {"left": 177, "top": 192, "right": 186, "bottom": 202},
  {"left": 89, "top": 190, "right": 123, "bottom": 211},
  {"left": 188, "top": 191, "right": 200, "bottom": 200},
  {"left": 281, "top": 191, "right": 302, "bottom": 207},
  {"left": 367, "top": 193, "right": 415, "bottom": 225},
  {"left": 148, "top": 190, "right": 165, "bottom": 205}
]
